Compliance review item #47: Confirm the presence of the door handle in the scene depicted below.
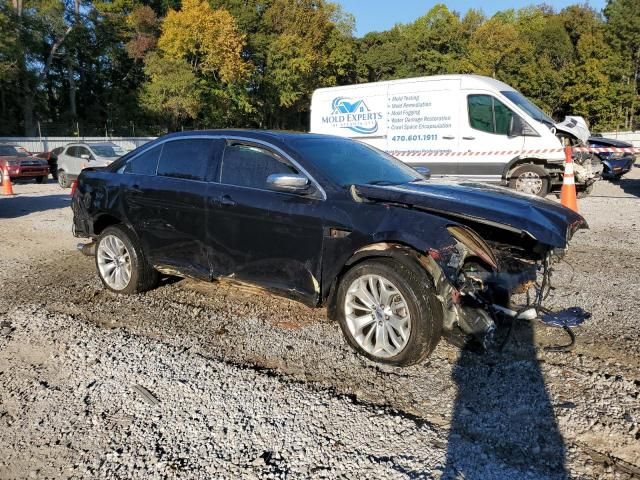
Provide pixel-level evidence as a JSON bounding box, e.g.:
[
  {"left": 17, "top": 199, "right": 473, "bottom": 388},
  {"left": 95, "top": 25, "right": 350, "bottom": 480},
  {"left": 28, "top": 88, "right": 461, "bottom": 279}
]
[
  {"left": 442, "top": 135, "right": 455, "bottom": 140},
  {"left": 220, "top": 195, "right": 236, "bottom": 207},
  {"left": 462, "top": 136, "right": 475, "bottom": 140}
]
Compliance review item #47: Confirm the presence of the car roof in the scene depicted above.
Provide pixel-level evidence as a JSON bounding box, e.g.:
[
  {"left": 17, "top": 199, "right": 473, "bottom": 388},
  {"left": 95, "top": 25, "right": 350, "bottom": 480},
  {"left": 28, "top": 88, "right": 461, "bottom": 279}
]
[
  {"left": 156, "top": 129, "right": 346, "bottom": 144},
  {"left": 66, "top": 142, "right": 119, "bottom": 147}
]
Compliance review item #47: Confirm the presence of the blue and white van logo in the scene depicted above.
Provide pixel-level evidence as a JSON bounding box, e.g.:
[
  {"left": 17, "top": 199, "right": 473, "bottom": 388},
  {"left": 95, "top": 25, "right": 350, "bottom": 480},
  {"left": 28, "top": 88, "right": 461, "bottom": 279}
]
[{"left": 321, "top": 97, "right": 383, "bottom": 135}]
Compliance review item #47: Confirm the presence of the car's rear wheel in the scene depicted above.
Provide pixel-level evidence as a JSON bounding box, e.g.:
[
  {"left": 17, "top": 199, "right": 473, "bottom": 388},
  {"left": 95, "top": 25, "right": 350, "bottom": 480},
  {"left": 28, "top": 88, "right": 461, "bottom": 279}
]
[
  {"left": 96, "top": 225, "right": 159, "bottom": 294},
  {"left": 58, "top": 170, "right": 70, "bottom": 188},
  {"left": 509, "top": 164, "right": 549, "bottom": 197},
  {"left": 336, "top": 259, "right": 442, "bottom": 366}
]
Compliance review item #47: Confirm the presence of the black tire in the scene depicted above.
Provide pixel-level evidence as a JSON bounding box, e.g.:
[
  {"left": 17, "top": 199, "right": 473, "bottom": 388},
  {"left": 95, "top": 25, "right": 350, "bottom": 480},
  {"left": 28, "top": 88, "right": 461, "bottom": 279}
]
[
  {"left": 95, "top": 225, "right": 159, "bottom": 294},
  {"left": 508, "top": 164, "right": 549, "bottom": 197},
  {"left": 335, "top": 258, "right": 443, "bottom": 367},
  {"left": 35, "top": 175, "right": 46, "bottom": 184},
  {"left": 58, "top": 170, "right": 70, "bottom": 188},
  {"left": 577, "top": 183, "right": 594, "bottom": 199}
]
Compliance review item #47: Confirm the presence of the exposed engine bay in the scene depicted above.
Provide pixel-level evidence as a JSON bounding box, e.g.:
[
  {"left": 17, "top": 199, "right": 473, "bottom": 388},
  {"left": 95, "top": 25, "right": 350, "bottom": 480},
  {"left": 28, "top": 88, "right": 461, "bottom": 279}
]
[{"left": 429, "top": 228, "right": 590, "bottom": 352}]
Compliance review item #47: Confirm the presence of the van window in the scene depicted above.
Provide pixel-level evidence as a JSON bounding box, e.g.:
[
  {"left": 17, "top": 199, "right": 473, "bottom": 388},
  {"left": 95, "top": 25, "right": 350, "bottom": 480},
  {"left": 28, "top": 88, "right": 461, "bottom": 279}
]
[
  {"left": 124, "top": 145, "right": 162, "bottom": 176},
  {"left": 221, "top": 143, "right": 298, "bottom": 190},
  {"left": 468, "top": 95, "right": 514, "bottom": 135},
  {"left": 157, "top": 139, "right": 213, "bottom": 181}
]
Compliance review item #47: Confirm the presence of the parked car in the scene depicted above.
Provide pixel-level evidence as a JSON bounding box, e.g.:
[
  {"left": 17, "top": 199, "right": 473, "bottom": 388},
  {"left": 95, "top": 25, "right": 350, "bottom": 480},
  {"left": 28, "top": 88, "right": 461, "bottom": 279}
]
[
  {"left": 72, "top": 131, "right": 586, "bottom": 366},
  {"left": 0, "top": 144, "right": 49, "bottom": 184},
  {"left": 588, "top": 136, "right": 636, "bottom": 180},
  {"left": 311, "top": 75, "right": 601, "bottom": 197},
  {"left": 35, "top": 146, "right": 65, "bottom": 180},
  {"left": 56, "top": 142, "right": 126, "bottom": 188}
]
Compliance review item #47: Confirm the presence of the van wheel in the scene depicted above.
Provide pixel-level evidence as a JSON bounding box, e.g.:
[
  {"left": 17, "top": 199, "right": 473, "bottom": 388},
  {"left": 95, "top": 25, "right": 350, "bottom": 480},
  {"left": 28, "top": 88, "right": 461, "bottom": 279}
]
[
  {"left": 58, "top": 170, "right": 70, "bottom": 188},
  {"left": 509, "top": 164, "right": 549, "bottom": 197},
  {"left": 336, "top": 259, "right": 442, "bottom": 367},
  {"left": 96, "top": 225, "right": 159, "bottom": 294}
]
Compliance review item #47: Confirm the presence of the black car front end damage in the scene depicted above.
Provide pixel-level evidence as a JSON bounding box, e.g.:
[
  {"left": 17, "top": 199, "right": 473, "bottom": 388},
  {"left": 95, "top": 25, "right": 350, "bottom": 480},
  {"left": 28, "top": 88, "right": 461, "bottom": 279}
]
[{"left": 353, "top": 181, "right": 589, "bottom": 350}]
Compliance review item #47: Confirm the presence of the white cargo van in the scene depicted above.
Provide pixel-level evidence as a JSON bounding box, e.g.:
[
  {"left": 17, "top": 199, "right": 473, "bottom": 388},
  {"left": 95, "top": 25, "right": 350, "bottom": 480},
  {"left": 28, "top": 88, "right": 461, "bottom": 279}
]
[{"left": 310, "top": 75, "right": 601, "bottom": 196}]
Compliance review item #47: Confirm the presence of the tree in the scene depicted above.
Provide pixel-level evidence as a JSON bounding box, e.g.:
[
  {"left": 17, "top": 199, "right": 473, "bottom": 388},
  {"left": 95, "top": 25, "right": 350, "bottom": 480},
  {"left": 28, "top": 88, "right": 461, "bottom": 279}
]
[
  {"left": 604, "top": 0, "right": 640, "bottom": 129},
  {"left": 140, "top": 52, "right": 203, "bottom": 130}
]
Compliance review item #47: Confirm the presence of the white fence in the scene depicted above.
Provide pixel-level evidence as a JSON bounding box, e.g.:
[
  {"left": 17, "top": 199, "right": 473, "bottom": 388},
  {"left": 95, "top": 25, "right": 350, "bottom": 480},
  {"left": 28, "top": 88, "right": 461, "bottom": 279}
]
[
  {"left": 600, "top": 131, "right": 640, "bottom": 147},
  {"left": 0, "top": 136, "right": 157, "bottom": 153},
  {"left": 2, "top": 132, "right": 640, "bottom": 152}
]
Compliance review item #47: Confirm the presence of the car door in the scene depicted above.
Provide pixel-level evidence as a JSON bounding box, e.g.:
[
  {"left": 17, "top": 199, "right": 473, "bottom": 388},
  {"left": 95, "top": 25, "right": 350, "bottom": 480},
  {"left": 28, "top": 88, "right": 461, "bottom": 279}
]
[
  {"left": 459, "top": 93, "right": 525, "bottom": 181},
  {"left": 207, "top": 139, "right": 325, "bottom": 304},
  {"left": 76, "top": 146, "right": 93, "bottom": 173},
  {"left": 122, "top": 137, "right": 224, "bottom": 280}
]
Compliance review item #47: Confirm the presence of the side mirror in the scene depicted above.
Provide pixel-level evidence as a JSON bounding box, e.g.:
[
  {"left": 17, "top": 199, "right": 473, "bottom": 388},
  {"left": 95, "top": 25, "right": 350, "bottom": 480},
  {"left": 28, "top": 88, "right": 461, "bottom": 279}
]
[
  {"left": 81, "top": 154, "right": 91, "bottom": 160},
  {"left": 413, "top": 166, "right": 431, "bottom": 180},
  {"left": 266, "top": 173, "right": 310, "bottom": 193}
]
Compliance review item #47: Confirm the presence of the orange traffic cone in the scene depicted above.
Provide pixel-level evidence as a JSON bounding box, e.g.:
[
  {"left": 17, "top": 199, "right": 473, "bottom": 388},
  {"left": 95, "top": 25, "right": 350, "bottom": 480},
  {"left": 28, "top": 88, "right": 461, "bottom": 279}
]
[
  {"left": 1, "top": 165, "right": 14, "bottom": 196},
  {"left": 560, "top": 145, "right": 578, "bottom": 212}
]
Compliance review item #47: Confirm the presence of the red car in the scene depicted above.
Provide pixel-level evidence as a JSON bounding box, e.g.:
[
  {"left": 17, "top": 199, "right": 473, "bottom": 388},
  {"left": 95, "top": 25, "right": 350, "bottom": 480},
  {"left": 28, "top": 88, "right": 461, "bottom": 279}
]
[{"left": 0, "top": 144, "right": 49, "bottom": 184}]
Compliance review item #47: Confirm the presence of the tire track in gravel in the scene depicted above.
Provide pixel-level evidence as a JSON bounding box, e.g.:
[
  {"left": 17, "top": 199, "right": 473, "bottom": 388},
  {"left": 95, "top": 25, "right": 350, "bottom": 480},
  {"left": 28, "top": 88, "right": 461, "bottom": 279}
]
[{"left": 2, "top": 251, "right": 638, "bottom": 478}]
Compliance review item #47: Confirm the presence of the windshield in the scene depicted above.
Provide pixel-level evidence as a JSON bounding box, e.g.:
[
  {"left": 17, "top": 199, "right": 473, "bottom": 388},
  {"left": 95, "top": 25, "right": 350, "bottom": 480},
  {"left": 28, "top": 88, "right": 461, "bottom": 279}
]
[
  {"left": 501, "top": 90, "right": 555, "bottom": 125},
  {"left": 290, "top": 137, "right": 422, "bottom": 187},
  {"left": 0, "top": 145, "right": 23, "bottom": 156},
  {"left": 91, "top": 145, "right": 125, "bottom": 157}
]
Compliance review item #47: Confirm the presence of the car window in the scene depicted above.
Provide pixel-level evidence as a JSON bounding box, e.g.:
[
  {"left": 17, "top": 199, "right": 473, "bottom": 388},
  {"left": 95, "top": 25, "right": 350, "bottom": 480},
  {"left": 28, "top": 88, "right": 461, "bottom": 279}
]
[
  {"left": 0, "top": 145, "right": 19, "bottom": 156},
  {"left": 221, "top": 142, "right": 299, "bottom": 190},
  {"left": 65, "top": 146, "right": 77, "bottom": 157},
  {"left": 468, "top": 94, "right": 514, "bottom": 135},
  {"left": 156, "top": 139, "right": 213, "bottom": 181},
  {"left": 124, "top": 145, "right": 162, "bottom": 176},
  {"left": 92, "top": 145, "right": 124, "bottom": 157},
  {"left": 52, "top": 147, "right": 63, "bottom": 155},
  {"left": 77, "top": 147, "right": 91, "bottom": 158}
]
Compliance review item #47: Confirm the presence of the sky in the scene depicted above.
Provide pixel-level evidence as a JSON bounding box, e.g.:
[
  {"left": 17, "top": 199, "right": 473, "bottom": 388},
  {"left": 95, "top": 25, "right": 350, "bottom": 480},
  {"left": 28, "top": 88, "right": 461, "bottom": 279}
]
[{"left": 337, "top": 0, "right": 608, "bottom": 35}]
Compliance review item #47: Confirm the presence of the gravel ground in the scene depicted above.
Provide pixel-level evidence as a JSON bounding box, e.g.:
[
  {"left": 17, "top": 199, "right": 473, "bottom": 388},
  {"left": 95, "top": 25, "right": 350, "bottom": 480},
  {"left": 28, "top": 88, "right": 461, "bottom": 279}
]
[{"left": 1, "top": 171, "right": 639, "bottom": 479}]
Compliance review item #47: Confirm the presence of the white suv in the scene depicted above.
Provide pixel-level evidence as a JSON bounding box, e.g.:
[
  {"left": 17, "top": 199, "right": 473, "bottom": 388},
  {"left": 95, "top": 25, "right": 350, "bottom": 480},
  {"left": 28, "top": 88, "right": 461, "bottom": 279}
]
[{"left": 57, "top": 142, "right": 126, "bottom": 188}]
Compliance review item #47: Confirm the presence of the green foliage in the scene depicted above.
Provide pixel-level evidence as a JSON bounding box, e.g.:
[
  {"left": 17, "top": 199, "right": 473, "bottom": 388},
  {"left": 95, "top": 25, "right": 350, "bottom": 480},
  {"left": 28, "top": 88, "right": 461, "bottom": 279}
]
[
  {"left": 140, "top": 52, "right": 203, "bottom": 128},
  {"left": 0, "top": 0, "right": 639, "bottom": 134}
]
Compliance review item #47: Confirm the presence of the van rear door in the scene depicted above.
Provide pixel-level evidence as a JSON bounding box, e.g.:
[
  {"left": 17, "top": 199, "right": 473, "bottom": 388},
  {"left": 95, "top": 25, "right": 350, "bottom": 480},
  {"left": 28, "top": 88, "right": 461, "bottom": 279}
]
[{"left": 458, "top": 92, "right": 524, "bottom": 182}]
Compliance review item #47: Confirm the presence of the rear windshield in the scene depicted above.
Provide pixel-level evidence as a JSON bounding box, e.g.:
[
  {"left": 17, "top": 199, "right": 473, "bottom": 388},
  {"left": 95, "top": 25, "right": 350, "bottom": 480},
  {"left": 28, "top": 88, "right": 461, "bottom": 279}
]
[{"left": 91, "top": 145, "right": 125, "bottom": 157}]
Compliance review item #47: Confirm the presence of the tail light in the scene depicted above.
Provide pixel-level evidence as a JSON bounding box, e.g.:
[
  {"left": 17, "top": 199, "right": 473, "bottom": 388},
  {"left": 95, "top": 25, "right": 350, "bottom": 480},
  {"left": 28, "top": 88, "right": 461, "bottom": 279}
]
[{"left": 70, "top": 180, "right": 78, "bottom": 196}]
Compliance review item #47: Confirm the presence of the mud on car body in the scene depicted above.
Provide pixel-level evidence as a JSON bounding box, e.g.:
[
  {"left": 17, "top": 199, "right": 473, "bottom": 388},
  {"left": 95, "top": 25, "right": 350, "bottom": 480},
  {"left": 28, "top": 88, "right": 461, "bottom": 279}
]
[{"left": 72, "top": 130, "right": 586, "bottom": 366}]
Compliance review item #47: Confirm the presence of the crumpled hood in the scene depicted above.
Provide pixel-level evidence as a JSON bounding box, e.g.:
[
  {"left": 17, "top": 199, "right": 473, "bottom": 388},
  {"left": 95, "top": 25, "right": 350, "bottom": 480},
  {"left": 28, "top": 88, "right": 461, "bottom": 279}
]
[
  {"left": 588, "top": 137, "right": 633, "bottom": 148},
  {"left": 355, "top": 181, "right": 587, "bottom": 249},
  {"left": 556, "top": 116, "right": 590, "bottom": 144}
]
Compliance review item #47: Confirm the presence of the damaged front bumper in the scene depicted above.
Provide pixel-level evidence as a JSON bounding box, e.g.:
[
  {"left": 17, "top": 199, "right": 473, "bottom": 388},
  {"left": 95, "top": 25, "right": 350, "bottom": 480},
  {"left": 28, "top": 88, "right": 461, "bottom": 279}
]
[{"left": 426, "top": 237, "right": 589, "bottom": 351}]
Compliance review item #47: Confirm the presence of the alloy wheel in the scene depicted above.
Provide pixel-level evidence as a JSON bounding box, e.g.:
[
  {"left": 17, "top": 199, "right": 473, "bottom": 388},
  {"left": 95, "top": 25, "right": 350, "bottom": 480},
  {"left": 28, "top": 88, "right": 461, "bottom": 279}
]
[
  {"left": 344, "top": 274, "right": 411, "bottom": 358},
  {"left": 97, "top": 234, "right": 132, "bottom": 290}
]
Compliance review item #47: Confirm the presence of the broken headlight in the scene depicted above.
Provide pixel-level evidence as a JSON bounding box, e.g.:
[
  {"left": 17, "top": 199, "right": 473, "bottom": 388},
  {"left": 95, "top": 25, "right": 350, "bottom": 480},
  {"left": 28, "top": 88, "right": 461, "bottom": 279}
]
[{"left": 447, "top": 225, "right": 498, "bottom": 270}]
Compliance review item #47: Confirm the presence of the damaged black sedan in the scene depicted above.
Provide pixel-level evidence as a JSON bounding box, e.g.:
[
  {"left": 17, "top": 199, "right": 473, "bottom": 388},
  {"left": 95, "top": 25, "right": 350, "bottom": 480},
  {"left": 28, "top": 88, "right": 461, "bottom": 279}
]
[{"left": 72, "top": 130, "right": 586, "bottom": 366}]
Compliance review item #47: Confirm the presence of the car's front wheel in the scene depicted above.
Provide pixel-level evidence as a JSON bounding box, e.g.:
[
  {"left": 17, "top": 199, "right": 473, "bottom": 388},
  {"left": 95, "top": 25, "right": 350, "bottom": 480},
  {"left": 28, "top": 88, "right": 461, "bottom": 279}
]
[
  {"left": 96, "top": 225, "right": 159, "bottom": 294},
  {"left": 35, "top": 175, "right": 47, "bottom": 184},
  {"left": 509, "top": 164, "right": 549, "bottom": 197},
  {"left": 336, "top": 259, "right": 442, "bottom": 366}
]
